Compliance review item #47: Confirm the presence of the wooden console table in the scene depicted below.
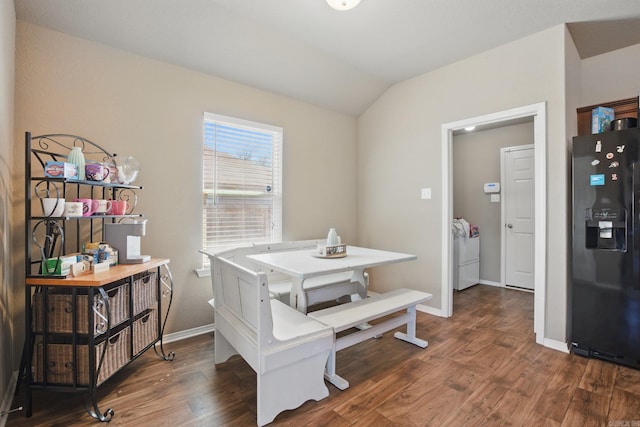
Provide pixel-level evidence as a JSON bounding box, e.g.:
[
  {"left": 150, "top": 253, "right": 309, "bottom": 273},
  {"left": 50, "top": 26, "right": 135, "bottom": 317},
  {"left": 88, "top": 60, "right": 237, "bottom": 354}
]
[{"left": 23, "top": 259, "right": 174, "bottom": 421}]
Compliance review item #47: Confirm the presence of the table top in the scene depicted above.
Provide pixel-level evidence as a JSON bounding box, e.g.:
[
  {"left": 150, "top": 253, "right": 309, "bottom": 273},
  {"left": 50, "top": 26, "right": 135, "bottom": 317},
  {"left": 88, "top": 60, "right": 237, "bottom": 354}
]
[
  {"left": 246, "top": 246, "right": 416, "bottom": 279},
  {"left": 25, "top": 258, "right": 170, "bottom": 287}
]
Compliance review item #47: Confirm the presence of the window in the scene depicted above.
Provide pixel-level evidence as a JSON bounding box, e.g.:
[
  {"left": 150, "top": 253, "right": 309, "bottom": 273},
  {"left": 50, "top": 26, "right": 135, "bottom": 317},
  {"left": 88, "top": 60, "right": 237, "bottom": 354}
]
[{"left": 202, "top": 112, "right": 282, "bottom": 259}]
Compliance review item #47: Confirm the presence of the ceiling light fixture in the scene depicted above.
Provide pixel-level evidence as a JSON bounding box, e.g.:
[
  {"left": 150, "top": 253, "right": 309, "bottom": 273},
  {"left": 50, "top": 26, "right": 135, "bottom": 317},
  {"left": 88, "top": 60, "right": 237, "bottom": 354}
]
[{"left": 326, "top": 0, "right": 361, "bottom": 11}]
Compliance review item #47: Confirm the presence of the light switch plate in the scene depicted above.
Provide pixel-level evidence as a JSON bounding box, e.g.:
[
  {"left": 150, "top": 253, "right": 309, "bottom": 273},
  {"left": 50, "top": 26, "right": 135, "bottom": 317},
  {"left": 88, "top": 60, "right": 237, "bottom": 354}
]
[
  {"left": 491, "top": 194, "right": 500, "bottom": 203},
  {"left": 421, "top": 188, "right": 431, "bottom": 199}
]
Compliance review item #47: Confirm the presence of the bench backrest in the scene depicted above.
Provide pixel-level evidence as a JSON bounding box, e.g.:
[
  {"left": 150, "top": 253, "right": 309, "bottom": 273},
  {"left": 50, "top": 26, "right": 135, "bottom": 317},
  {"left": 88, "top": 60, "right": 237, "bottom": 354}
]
[
  {"left": 205, "top": 240, "right": 323, "bottom": 324},
  {"left": 213, "top": 255, "right": 274, "bottom": 360},
  {"left": 210, "top": 239, "right": 321, "bottom": 284}
]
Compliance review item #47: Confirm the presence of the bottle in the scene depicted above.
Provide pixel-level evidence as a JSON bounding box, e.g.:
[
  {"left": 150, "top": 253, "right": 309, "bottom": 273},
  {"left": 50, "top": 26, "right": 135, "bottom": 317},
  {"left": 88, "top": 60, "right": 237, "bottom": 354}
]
[
  {"left": 327, "top": 228, "right": 338, "bottom": 246},
  {"left": 68, "top": 146, "right": 85, "bottom": 180}
]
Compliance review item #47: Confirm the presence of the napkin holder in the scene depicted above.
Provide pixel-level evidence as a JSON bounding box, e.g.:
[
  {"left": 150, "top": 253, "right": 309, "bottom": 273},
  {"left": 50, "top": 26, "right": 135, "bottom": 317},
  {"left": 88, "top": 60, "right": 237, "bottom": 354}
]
[{"left": 317, "top": 244, "right": 347, "bottom": 258}]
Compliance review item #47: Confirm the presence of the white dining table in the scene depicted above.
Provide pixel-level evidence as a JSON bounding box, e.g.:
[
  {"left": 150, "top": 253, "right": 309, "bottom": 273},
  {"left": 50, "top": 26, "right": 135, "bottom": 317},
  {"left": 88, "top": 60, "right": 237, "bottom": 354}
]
[{"left": 246, "top": 245, "right": 417, "bottom": 313}]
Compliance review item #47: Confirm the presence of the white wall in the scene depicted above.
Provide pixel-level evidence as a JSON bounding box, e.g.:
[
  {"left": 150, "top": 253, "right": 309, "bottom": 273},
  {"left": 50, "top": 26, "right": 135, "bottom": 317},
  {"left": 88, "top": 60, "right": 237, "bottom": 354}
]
[
  {"left": 0, "top": 0, "right": 15, "bottom": 415},
  {"left": 358, "top": 25, "right": 570, "bottom": 342},
  {"left": 13, "top": 21, "right": 358, "bottom": 357},
  {"left": 564, "top": 25, "right": 583, "bottom": 344},
  {"left": 581, "top": 43, "right": 640, "bottom": 106}
]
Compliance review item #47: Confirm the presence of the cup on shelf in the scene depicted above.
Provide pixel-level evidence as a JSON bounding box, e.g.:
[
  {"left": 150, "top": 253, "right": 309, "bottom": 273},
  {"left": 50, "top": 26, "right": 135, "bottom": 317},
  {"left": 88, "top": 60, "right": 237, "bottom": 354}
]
[
  {"left": 74, "top": 198, "right": 99, "bottom": 217},
  {"left": 41, "top": 198, "right": 65, "bottom": 217},
  {"left": 63, "top": 201, "right": 83, "bottom": 217},
  {"left": 107, "top": 165, "right": 119, "bottom": 184},
  {"left": 107, "top": 200, "right": 129, "bottom": 216},
  {"left": 102, "top": 162, "right": 116, "bottom": 183},
  {"left": 85, "top": 163, "right": 110, "bottom": 182},
  {"left": 94, "top": 199, "right": 112, "bottom": 215}
]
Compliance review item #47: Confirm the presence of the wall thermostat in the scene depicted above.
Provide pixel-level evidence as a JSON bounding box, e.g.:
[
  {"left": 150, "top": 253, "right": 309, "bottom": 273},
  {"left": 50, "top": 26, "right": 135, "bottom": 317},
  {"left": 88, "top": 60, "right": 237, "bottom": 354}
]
[{"left": 483, "top": 182, "right": 500, "bottom": 193}]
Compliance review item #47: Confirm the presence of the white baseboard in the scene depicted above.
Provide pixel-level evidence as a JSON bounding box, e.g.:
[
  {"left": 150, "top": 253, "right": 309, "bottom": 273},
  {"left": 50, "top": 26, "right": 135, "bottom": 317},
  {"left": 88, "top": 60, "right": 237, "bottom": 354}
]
[
  {"left": 0, "top": 370, "right": 20, "bottom": 427},
  {"left": 416, "top": 303, "right": 443, "bottom": 317},
  {"left": 478, "top": 279, "right": 501, "bottom": 287},
  {"left": 543, "top": 337, "right": 569, "bottom": 353},
  {"left": 158, "top": 323, "right": 215, "bottom": 345}
]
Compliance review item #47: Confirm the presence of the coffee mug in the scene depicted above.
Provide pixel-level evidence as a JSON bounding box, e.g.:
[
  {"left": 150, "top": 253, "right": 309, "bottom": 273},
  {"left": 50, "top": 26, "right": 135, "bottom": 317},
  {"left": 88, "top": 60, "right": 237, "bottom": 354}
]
[
  {"left": 94, "top": 199, "right": 112, "bottom": 215},
  {"left": 41, "top": 197, "right": 65, "bottom": 217},
  {"left": 85, "top": 163, "right": 110, "bottom": 182},
  {"left": 107, "top": 200, "right": 129, "bottom": 216},
  {"left": 74, "top": 198, "right": 99, "bottom": 217},
  {"left": 102, "top": 163, "right": 115, "bottom": 183},
  {"left": 63, "top": 201, "right": 83, "bottom": 217},
  {"left": 106, "top": 165, "right": 119, "bottom": 184}
]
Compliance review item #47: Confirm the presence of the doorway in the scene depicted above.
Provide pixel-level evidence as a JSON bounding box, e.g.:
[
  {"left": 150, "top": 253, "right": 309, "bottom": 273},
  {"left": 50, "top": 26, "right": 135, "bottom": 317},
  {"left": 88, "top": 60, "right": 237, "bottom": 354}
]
[{"left": 441, "top": 102, "right": 547, "bottom": 345}]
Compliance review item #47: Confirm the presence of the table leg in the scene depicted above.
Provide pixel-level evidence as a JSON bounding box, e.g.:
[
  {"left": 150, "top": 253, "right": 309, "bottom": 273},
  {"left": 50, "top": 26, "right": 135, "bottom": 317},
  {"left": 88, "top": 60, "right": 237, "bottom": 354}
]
[
  {"left": 350, "top": 270, "right": 373, "bottom": 331},
  {"left": 350, "top": 269, "right": 368, "bottom": 300},
  {"left": 289, "top": 277, "right": 308, "bottom": 313}
]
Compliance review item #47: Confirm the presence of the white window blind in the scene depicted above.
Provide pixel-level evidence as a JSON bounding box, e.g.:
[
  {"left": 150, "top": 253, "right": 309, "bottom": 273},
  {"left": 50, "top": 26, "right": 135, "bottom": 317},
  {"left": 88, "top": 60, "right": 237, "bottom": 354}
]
[{"left": 202, "top": 112, "right": 282, "bottom": 258}]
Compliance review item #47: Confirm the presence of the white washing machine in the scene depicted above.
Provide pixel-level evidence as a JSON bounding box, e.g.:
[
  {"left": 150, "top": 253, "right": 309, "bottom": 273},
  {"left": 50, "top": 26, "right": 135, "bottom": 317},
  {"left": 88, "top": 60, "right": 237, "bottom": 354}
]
[{"left": 453, "top": 235, "right": 480, "bottom": 290}]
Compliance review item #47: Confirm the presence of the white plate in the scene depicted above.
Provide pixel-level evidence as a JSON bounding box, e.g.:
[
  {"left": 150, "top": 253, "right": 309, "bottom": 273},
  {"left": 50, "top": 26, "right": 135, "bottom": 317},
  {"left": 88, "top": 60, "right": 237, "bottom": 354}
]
[{"left": 311, "top": 252, "right": 347, "bottom": 259}]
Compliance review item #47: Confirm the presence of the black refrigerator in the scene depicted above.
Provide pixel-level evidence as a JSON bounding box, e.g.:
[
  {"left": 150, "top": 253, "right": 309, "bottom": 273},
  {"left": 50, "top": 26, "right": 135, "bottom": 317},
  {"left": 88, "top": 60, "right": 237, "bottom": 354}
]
[{"left": 571, "top": 127, "right": 640, "bottom": 369}]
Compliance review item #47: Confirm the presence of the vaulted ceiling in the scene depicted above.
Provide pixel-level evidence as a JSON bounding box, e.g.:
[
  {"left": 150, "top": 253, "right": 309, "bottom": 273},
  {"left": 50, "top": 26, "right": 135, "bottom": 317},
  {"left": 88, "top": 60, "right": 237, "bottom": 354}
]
[{"left": 14, "top": 0, "right": 640, "bottom": 116}]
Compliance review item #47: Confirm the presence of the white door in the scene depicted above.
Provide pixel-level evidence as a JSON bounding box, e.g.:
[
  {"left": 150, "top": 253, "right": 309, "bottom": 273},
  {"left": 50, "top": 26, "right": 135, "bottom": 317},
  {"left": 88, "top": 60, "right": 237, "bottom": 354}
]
[{"left": 502, "top": 145, "right": 535, "bottom": 290}]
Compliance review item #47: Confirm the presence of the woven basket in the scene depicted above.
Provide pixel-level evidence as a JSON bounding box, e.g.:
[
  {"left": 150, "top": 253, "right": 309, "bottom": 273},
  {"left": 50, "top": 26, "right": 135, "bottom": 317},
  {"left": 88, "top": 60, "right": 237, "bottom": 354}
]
[
  {"left": 133, "top": 309, "right": 158, "bottom": 355},
  {"left": 33, "top": 284, "right": 129, "bottom": 336},
  {"left": 33, "top": 327, "right": 131, "bottom": 386},
  {"left": 133, "top": 271, "right": 158, "bottom": 315}
]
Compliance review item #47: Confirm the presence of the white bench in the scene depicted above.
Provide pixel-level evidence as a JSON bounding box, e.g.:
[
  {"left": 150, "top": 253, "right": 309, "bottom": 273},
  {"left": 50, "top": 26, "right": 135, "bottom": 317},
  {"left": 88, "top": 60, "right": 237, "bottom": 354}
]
[
  {"left": 308, "top": 288, "right": 432, "bottom": 390},
  {"left": 209, "top": 253, "right": 334, "bottom": 426}
]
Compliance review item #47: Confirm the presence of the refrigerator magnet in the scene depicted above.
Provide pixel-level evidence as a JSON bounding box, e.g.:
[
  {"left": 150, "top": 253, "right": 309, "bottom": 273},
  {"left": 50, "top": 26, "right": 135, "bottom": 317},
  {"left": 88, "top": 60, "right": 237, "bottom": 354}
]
[
  {"left": 606, "top": 152, "right": 614, "bottom": 159},
  {"left": 617, "top": 145, "right": 625, "bottom": 153},
  {"left": 596, "top": 141, "right": 602, "bottom": 152},
  {"left": 612, "top": 174, "right": 618, "bottom": 181},
  {"left": 609, "top": 161, "right": 619, "bottom": 168},
  {"left": 591, "top": 159, "right": 600, "bottom": 166},
  {"left": 590, "top": 174, "right": 605, "bottom": 186}
]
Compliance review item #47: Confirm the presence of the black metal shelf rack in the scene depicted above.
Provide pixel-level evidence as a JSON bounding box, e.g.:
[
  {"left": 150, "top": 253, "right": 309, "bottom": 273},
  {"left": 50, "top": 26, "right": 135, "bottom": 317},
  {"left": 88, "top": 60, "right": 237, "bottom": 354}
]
[{"left": 21, "top": 132, "right": 175, "bottom": 422}]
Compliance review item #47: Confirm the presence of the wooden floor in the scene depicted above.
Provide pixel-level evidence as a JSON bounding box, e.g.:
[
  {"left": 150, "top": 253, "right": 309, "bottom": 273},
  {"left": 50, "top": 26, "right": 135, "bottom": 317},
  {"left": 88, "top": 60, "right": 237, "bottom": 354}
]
[{"left": 7, "top": 285, "right": 640, "bottom": 426}]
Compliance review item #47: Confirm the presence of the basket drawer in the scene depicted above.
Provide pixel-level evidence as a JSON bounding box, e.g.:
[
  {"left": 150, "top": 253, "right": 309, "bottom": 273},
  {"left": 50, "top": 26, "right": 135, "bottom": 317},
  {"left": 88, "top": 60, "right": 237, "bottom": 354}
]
[
  {"left": 33, "top": 327, "right": 131, "bottom": 386},
  {"left": 96, "top": 327, "right": 131, "bottom": 384},
  {"left": 133, "top": 271, "right": 158, "bottom": 315},
  {"left": 133, "top": 309, "right": 158, "bottom": 355},
  {"left": 33, "top": 284, "right": 129, "bottom": 335}
]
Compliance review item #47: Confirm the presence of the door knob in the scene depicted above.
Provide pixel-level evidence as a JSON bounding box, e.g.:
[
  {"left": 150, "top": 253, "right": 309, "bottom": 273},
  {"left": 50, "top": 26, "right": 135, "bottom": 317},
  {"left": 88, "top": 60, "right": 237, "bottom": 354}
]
[{"left": 507, "top": 223, "right": 513, "bottom": 228}]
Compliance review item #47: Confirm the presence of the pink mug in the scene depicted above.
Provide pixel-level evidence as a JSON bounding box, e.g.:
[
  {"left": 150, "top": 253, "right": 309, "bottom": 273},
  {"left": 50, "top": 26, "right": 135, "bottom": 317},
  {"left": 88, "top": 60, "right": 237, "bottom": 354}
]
[
  {"left": 74, "top": 198, "right": 99, "bottom": 217},
  {"left": 107, "top": 200, "right": 129, "bottom": 216}
]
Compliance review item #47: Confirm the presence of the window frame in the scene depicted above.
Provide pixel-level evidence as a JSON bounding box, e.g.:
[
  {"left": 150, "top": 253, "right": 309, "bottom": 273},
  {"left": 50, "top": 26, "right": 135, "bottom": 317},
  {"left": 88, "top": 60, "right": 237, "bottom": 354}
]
[{"left": 199, "top": 112, "right": 283, "bottom": 273}]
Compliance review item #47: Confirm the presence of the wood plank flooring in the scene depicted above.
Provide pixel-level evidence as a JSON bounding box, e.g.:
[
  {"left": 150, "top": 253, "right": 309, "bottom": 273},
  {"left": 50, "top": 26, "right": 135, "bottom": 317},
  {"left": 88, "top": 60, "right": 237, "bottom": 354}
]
[{"left": 7, "top": 285, "right": 640, "bottom": 426}]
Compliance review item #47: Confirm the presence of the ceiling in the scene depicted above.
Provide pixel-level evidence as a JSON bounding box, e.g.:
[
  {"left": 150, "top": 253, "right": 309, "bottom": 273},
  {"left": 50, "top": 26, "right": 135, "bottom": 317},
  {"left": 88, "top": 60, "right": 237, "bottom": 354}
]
[{"left": 14, "top": 0, "right": 640, "bottom": 116}]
